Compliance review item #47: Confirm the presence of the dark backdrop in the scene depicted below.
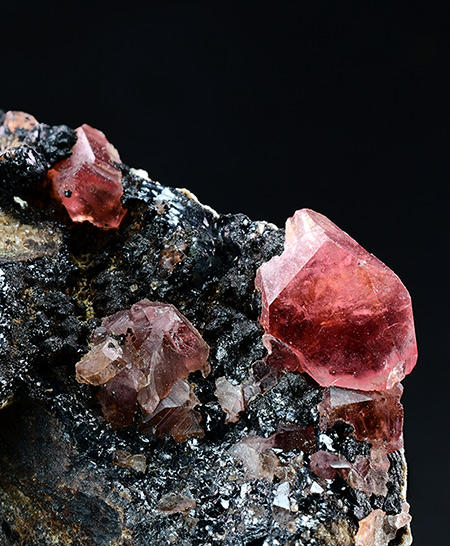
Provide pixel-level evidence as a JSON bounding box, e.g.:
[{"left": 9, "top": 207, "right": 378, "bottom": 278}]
[{"left": 1, "top": 3, "right": 448, "bottom": 542}]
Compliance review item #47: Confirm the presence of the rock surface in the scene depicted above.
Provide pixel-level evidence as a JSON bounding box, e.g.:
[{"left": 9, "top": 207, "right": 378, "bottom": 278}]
[{"left": 0, "top": 110, "right": 414, "bottom": 545}]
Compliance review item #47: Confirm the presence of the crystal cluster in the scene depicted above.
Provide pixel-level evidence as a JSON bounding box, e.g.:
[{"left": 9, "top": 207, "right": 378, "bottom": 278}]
[
  {"left": 48, "top": 123, "right": 126, "bottom": 228},
  {"left": 0, "top": 110, "right": 416, "bottom": 545},
  {"left": 252, "top": 207, "right": 417, "bottom": 543},
  {"left": 76, "top": 299, "right": 209, "bottom": 440},
  {"left": 256, "top": 208, "right": 417, "bottom": 391}
]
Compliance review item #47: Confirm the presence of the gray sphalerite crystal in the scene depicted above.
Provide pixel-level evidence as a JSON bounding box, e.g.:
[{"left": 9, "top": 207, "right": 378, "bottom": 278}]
[{"left": 0, "top": 111, "right": 413, "bottom": 545}]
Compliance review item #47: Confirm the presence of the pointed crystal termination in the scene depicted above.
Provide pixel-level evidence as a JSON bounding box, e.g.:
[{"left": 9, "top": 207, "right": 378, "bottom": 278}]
[
  {"left": 48, "top": 124, "right": 126, "bottom": 228},
  {"left": 255, "top": 209, "right": 418, "bottom": 391},
  {"left": 76, "top": 299, "right": 210, "bottom": 440}
]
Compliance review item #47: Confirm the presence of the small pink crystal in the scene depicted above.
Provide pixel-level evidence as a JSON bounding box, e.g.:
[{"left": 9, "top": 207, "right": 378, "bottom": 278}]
[
  {"left": 0, "top": 110, "right": 39, "bottom": 152},
  {"left": 140, "top": 378, "right": 204, "bottom": 442},
  {"left": 318, "top": 385, "right": 404, "bottom": 453},
  {"left": 48, "top": 124, "right": 126, "bottom": 228},
  {"left": 256, "top": 209, "right": 418, "bottom": 391},
  {"left": 355, "top": 504, "right": 412, "bottom": 546},
  {"left": 310, "top": 449, "right": 390, "bottom": 497},
  {"left": 215, "top": 360, "right": 281, "bottom": 423},
  {"left": 76, "top": 300, "right": 209, "bottom": 439},
  {"left": 229, "top": 434, "right": 280, "bottom": 481}
]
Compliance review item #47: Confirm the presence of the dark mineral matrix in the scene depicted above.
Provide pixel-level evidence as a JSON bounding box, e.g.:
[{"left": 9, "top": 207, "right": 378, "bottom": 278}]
[{"left": 0, "top": 111, "right": 417, "bottom": 546}]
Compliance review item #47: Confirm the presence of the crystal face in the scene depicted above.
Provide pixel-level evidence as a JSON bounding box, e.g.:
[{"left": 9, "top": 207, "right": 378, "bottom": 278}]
[
  {"left": 318, "top": 384, "right": 404, "bottom": 453},
  {"left": 0, "top": 108, "right": 417, "bottom": 545},
  {"left": 255, "top": 208, "right": 418, "bottom": 391},
  {"left": 76, "top": 299, "right": 209, "bottom": 439},
  {"left": 48, "top": 124, "right": 126, "bottom": 228}
]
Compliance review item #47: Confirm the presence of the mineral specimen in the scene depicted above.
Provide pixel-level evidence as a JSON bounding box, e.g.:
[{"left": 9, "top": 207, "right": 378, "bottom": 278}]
[
  {"left": 356, "top": 504, "right": 412, "bottom": 546},
  {"left": 76, "top": 299, "right": 209, "bottom": 437},
  {"left": 256, "top": 208, "right": 418, "bottom": 391},
  {"left": 48, "top": 123, "right": 126, "bottom": 228},
  {"left": 318, "top": 384, "right": 404, "bottom": 453},
  {"left": 215, "top": 360, "right": 281, "bottom": 422},
  {"left": 0, "top": 110, "right": 415, "bottom": 546}
]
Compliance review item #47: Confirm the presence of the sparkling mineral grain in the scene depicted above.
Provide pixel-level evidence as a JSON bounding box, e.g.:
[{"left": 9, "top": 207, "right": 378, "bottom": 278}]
[
  {"left": 76, "top": 300, "right": 209, "bottom": 438},
  {"left": 48, "top": 124, "right": 126, "bottom": 228},
  {"left": 256, "top": 208, "right": 418, "bottom": 391}
]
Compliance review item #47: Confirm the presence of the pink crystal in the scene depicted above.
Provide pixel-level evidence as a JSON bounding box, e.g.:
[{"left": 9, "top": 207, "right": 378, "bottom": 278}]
[
  {"left": 140, "top": 378, "right": 204, "bottom": 442},
  {"left": 229, "top": 434, "right": 280, "bottom": 481},
  {"left": 230, "top": 423, "right": 316, "bottom": 481},
  {"left": 215, "top": 360, "right": 281, "bottom": 423},
  {"left": 318, "top": 384, "right": 404, "bottom": 453},
  {"left": 256, "top": 209, "right": 418, "bottom": 391},
  {"left": 0, "top": 111, "right": 39, "bottom": 153},
  {"left": 48, "top": 124, "right": 126, "bottom": 228},
  {"left": 310, "top": 449, "right": 390, "bottom": 497},
  {"left": 76, "top": 300, "right": 209, "bottom": 439},
  {"left": 355, "top": 504, "right": 412, "bottom": 546}
]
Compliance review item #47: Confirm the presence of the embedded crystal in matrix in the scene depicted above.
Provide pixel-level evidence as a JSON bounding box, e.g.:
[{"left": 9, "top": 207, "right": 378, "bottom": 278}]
[
  {"left": 48, "top": 124, "right": 126, "bottom": 228},
  {"left": 76, "top": 299, "right": 210, "bottom": 438},
  {"left": 256, "top": 208, "right": 418, "bottom": 391}
]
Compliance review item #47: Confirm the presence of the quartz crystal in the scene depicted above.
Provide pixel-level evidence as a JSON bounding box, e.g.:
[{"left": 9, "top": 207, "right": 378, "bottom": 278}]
[
  {"left": 76, "top": 300, "right": 209, "bottom": 438},
  {"left": 256, "top": 208, "right": 418, "bottom": 391},
  {"left": 48, "top": 124, "right": 126, "bottom": 228}
]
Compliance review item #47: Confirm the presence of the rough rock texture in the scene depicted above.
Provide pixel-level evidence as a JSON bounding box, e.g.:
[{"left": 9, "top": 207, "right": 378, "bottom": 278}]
[{"left": 0, "top": 111, "right": 413, "bottom": 545}]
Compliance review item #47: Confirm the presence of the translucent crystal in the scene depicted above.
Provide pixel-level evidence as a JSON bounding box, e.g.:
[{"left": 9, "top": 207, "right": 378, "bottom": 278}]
[
  {"left": 48, "top": 124, "right": 126, "bottom": 228},
  {"left": 256, "top": 208, "right": 417, "bottom": 391},
  {"left": 76, "top": 300, "right": 209, "bottom": 439}
]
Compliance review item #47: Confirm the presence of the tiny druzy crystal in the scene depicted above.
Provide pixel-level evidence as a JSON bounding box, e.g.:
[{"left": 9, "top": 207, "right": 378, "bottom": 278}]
[
  {"left": 48, "top": 124, "right": 126, "bottom": 228},
  {"left": 255, "top": 209, "right": 418, "bottom": 391}
]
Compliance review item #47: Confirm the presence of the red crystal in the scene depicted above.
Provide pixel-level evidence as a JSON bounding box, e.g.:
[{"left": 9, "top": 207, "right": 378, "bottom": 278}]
[
  {"left": 318, "top": 384, "right": 404, "bottom": 453},
  {"left": 255, "top": 209, "right": 417, "bottom": 391},
  {"left": 76, "top": 300, "right": 209, "bottom": 439},
  {"left": 48, "top": 124, "right": 126, "bottom": 228}
]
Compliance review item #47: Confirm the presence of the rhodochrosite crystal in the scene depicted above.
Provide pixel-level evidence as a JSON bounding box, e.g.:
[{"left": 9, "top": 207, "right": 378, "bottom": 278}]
[
  {"left": 76, "top": 300, "right": 209, "bottom": 438},
  {"left": 318, "top": 385, "right": 404, "bottom": 453},
  {"left": 256, "top": 208, "right": 417, "bottom": 391},
  {"left": 48, "top": 124, "right": 126, "bottom": 228},
  {"left": 0, "top": 110, "right": 416, "bottom": 545}
]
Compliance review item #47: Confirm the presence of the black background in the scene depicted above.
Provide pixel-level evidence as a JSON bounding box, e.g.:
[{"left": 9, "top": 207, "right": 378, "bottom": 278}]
[{"left": 1, "top": 2, "right": 448, "bottom": 543}]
